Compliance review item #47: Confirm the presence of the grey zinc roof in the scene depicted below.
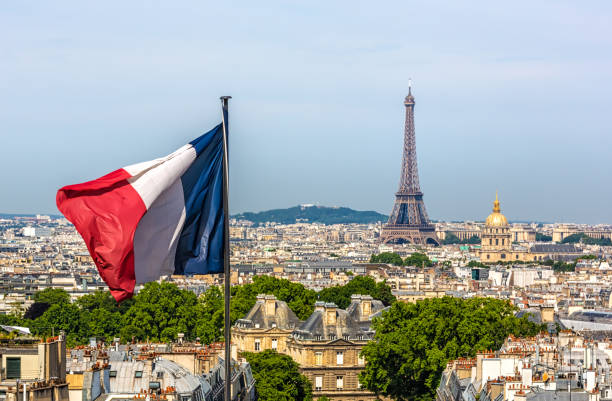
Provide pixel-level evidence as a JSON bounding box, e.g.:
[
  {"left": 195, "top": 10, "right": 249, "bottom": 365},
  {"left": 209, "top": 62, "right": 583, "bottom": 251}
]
[
  {"left": 346, "top": 295, "right": 386, "bottom": 323},
  {"left": 293, "top": 304, "right": 371, "bottom": 341},
  {"left": 526, "top": 391, "right": 588, "bottom": 401},
  {"left": 236, "top": 295, "right": 302, "bottom": 330},
  {"left": 530, "top": 244, "right": 580, "bottom": 253},
  {"left": 109, "top": 358, "right": 209, "bottom": 397}
]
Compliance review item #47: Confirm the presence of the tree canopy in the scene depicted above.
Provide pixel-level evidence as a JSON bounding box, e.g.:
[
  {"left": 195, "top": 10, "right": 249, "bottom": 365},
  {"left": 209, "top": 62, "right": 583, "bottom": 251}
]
[
  {"left": 442, "top": 233, "right": 481, "bottom": 245},
  {"left": 370, "top": 252, "right": 434, "bottom": 267},
  {"left": 15, "top": 275, "right": 395, "bottom": 346},
  {"left": 359, "top": 297, "right": 544, "bottom": 401},
  {"left": 242, "top": 350, "right": 312, "bottom": 401},
  {"left": 318, "top": 276, "right": 395, "bottom": 309},
  {"left": 404, "top": 252, "right": 433, "bottom": 267},
  {"left": 370, "top": 252, "right": 404, "bottom": 266}
]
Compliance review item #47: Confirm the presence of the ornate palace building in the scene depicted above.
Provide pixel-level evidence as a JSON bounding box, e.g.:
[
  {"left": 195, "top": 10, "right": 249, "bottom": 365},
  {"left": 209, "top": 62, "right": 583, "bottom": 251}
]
[
  {"left": 233, "top": 295, "right": 387, "bottom": 401},
  {"left": 232, "top": 294, "right": 301, "bottom": 354}
]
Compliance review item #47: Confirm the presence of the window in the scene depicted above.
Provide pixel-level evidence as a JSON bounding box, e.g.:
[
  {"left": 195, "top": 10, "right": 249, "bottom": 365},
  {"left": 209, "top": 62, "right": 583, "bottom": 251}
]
[
  {"left": 135, "top": 371, "right": 143, "bottom": 378},
  {"left": 271, "top": 338, "right": 278, "bottom": 350},
  {"left": 358, "top": 354, "right": 365, "bottom": 366},
  {"left": 336, "top": 376, "right": 344, "bottom": 390},
  {"left": 6, "top": 357, "right": 21, "bottom": 379},
  {"left": 487, "top": 254, "right": 490, "bottom": 260},
  {"left": 516, "top": 255, "right": 519, "bottom": 260},
  {"left": 336, "top": 351, "right": 344, "bottom": 365},
  {"left": 329, "top": 334, "right": 336, "bottom": 341},
  {"left": 156, "top": 371, "right": 164, "bottom": 379},
  {"left": 109, "top": 370, "right": 117, "bottom": 378},
  {"left": 315, "top": 376, "right": 323, "bottom": 391},
  {"left": 495, "top": 239, "right": 499, "bottom": 245},
  {"left": 315, "top": 352, "right": 323, "bottom": 366},
  {"left": 489, "top": 239, "right": 492, "bottom": 245},
  {"left": 149, "top": 381, "right": 160, "bottom": 390},
  {"left": 501, "top": 239, "right": 505, "bottom": 245},
  {"left": 254, "top": 339, "right": 261, "bottom": 351},
  {"left": 501, "top": 254, "right": 506, "bottom": 259}
]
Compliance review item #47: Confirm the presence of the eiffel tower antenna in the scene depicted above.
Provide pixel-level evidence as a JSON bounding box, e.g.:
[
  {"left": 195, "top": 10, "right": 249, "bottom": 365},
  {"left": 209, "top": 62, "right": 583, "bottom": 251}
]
[{"left": 380, "top": 86, "right": 439, "bottom": 245}]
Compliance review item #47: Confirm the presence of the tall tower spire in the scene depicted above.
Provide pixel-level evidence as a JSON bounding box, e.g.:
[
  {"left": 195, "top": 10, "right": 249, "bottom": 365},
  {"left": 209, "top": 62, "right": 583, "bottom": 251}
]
[{"left": 381, "top": 87, "right": 439, "bottom": 245}]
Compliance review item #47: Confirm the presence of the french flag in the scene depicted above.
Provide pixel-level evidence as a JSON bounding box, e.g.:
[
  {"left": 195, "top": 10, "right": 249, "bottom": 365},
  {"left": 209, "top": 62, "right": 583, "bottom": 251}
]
[{"left": 57, "top": 124, "right": 226, "bottom": 301}]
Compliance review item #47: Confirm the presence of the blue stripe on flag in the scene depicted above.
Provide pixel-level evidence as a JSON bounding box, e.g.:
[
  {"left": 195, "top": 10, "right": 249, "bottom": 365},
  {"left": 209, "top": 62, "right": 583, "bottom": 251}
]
[{"left": 174, "top": 124, "right": 225, "bottom": 275}]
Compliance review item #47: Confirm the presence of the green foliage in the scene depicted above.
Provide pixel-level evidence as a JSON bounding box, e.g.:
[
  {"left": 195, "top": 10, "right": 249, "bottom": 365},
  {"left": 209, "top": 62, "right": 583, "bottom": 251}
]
[
  {"left": 560, "top": 233, "right": 611, "bottom": 246},
  {"left": 582, "top": 236, "right": 612, "bottom": 246},
  {"left": 370, "top": 252, "right": 404, "bottom": 266},
  {"left": 316, "top": 397, "right": 331, "bottom": 401},
  {"left": 33, "top": 288, "right": 70, "bottom": 305},
  {"left": 404, "top": 252, "right": 433, "bottom": 267},
  {"left": 120, "top": 282, "right": 200, "bottom": 342},
  {"left": 318, "top": 276, "right": 395, "bottom": 309},
  {"left": 442, "top": 233, "right": 481, "bottom": 245},
  {"left": 30, "top": 303, "right": 84, "bottom": 346},
  {"left": 16, "top": 275, "right": 394, "bottom": 346},
  {"left": 233, "top": 205, "right": 387, "bottom": 225},
  {"left": 535, "top": 233, "right": 552, "bottom": 242},
  {"left": 359, "top": 297, "right": 543, "bottom": 401},
  {"left": 243, "top": 350, "right": 312, "bottom": 401},
  {"left": 232, "top": 276, "right": 317, "bottom": 321},
  {"left": 467, "top": 261, "right": 488, "bottom": 268}
]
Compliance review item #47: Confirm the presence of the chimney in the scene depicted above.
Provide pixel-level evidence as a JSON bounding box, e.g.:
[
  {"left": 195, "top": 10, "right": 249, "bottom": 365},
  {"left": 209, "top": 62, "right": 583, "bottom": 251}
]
[
  {"left": 325, "top": 303, "right": 337, "bottom": 325},
  {"left": 264, "top": 295, "right": 277, "bottom": 316},
  {"left": 361, "top": 295, "right": 373, "bottom": 320}
]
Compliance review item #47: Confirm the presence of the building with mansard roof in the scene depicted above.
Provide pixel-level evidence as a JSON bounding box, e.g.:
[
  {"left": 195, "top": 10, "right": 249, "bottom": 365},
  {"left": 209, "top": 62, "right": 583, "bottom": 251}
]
[{"left": 232, "top": 294, "right": 302, "bottom": 354}]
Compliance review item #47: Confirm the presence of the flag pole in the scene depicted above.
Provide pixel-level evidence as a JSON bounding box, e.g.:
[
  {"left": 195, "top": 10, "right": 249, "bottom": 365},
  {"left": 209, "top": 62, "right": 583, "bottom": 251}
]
[{"left": 220, "top": 95, "right": 232, "bottom": 401}]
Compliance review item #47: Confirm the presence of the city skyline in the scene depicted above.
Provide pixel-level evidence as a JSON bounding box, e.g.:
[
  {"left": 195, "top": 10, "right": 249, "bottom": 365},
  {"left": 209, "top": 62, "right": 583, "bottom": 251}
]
[{"left": 1, "top": 1, "right": 611, "bottom": 224}]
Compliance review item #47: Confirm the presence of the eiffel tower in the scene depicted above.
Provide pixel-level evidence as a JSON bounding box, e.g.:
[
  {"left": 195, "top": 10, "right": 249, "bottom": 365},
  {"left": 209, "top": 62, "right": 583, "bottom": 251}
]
[{"left": 380, "top": 86, "right": 439, "bottom": 245}]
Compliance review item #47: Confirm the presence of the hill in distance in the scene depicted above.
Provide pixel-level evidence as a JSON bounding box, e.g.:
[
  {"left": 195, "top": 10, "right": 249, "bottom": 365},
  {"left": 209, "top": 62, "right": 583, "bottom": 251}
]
[{"left": 233, "top": 205, "right": 388, "bottom": 225}]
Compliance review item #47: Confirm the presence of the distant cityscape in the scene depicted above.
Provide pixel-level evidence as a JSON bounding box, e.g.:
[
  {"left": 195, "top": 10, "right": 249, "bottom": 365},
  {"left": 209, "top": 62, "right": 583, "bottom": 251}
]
[{"left": 1, "top": 91, "right": 611, "bottom": 401}]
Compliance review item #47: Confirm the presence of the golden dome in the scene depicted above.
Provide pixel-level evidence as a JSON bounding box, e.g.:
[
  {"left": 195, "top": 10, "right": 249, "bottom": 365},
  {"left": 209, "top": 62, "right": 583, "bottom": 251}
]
[{"left": 485, "top": 192, "right": 508, "bottom": 227}]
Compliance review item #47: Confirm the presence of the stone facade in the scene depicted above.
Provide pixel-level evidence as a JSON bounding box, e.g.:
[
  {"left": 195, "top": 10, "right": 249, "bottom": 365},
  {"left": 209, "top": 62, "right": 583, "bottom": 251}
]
[{"left": 234, "top": 294, "right": 388, "bottom": 401}]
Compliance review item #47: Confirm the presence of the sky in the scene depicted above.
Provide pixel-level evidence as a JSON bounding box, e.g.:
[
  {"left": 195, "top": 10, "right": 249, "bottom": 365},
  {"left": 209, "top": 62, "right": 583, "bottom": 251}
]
[{"left": 1, "top": 1, "right": 611, "bottom": 224}]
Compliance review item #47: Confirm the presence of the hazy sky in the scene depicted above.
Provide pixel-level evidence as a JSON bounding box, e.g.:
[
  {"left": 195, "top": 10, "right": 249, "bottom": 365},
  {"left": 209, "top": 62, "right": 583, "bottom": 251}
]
[{"left": 1, "top": 1, "right": 611, "bottom": 224}]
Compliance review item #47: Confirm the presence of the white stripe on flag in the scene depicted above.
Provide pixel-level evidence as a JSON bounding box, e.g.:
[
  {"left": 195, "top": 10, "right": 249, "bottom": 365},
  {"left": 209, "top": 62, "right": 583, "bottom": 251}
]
[
  {"left": 133, "top": 179, "right": 186, "bottom": 283},
  {"left": 125, "top": 144, "right": 196, "bottom": 208},
  {"left": 126, "top": 144, "right": 197, "bottom": 283}
]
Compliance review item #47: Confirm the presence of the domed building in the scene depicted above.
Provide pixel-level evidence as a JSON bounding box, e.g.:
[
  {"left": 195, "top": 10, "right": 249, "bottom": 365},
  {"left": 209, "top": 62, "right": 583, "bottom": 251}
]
[
  {"left": 479, "top": 193, "right": 522, "bottom": 262},
  {"left": 477, "top": 193, "right": 583, "bottom": 264}
]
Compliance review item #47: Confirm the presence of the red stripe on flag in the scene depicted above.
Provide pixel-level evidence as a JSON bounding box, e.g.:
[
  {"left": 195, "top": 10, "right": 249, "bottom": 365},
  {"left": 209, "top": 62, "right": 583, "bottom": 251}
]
[{"left": 56, "top": 168, "right": 147, "bottom": 302}]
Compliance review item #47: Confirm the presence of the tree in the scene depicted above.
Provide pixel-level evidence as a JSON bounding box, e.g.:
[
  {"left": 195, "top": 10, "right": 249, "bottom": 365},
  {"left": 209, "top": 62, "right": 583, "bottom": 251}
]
[
  {"left": 33, "top": 288, "right": 70, "bottom": 305},
  {"left": 370, "top": 252, "right": 404, "bottom": 266},
  {"left": 243, "top": 350, "right": 312, "bottom": 401},
  {"left": 195, "top": 286, "right": 225, "bottom": 344},
  {"left": 318, "top": 276, "right": 395, "bottom": 309},
  {"left": 31, "top": 303, "right": 84, "bottom": 346},
  {"left": 404, "top": 252, "right": 433, "bottom": 267},
  {"left": 120, "top": 282, "right": 200, "bottom": 342},
  {"left": 359, "top": 297, "right": 543, "bottom": 401},
  {"left": 77, "top": 289, "right": 132, "bottom": 313},
  {"left": 467, "top": 260, "right": 487, "bottom": 268},
  {"left": 561, "top": 233, "right": 583, "bottom": 244},
  {"left": 442, "top": 233, "right": 461, "bottom": 244},
  {"left": 232, "top": 276, "right": 317, "bottom": 321},
  {"left": 536, "top": 233, "right": 552, "bottom": 242}
]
